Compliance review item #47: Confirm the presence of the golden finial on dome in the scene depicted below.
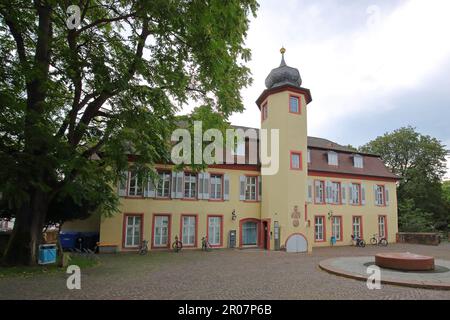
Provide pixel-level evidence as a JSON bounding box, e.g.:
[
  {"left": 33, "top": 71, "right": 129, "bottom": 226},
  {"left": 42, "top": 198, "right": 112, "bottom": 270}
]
[{"left": 280, "top": 47, "right": 286, "bottom": 54}]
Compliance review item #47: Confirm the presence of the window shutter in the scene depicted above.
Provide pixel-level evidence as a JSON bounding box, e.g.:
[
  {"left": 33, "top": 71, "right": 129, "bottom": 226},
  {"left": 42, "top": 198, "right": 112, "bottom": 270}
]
[
  {"left": 341, "top": 183, "right": 346, "bottom": 203},
  {"left": 224, "top": 174, "right": 230, "bottom": 201},
  {"left": 203, "top": 172, "right": 210, "bottom": 200},
  {"left": 307, "top": 180, "right": 313, "bottom": 203},
  {"left": 176, "top": 171, "right": 184, "bottom": 198},
  {"left": 239, "top": 175, "right": 246, "bottom": 201},
  {"left": 361, "top": 184, "right": 366, "bottom": 205},
  {"left": 257, "top": 176, "right": 262, "bottom": 201},
  {"left": 171, "top": 171, "right": 177, "bottom": 198},
  {"left": 118, "top": 171, "right": 128, "bottom": 197},
  {"left": 197, "top": 173, "right": 204, "bottom": 199},
  {"left": 348, "top": 184, "right": 353, "bottom": 204},
  {"left": 385, "top": 187, "right": 390, "bottom": 206}
]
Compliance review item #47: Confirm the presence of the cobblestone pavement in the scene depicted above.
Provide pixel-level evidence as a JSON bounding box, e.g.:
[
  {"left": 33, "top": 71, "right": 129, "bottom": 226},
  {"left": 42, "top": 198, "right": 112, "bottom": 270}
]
[{"left": 1, "top": 243, "right": 450, "bottom": 300}]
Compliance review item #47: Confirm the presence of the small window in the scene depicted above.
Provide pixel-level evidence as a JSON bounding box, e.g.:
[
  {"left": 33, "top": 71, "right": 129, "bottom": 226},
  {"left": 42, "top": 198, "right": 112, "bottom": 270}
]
[
  {"left": 210, "top": 174, "right": 223, "bottom": 200},
  {"left": 261, "top": 103, "right": 268, "bottom": 121},
  {"left": 354, "top": 155, "right": 363, "bottom": 168},
  {"left": 245, "top": 176, "right": 257, "bottom": 201},
  {"left": 315, "top": 180, "right": 325, "bottom": 204},
  {"left": 289, "top": 96, "right": 300, "bottom": 114},
  {"left": 328, "top": 151, "right": 338, "bottom": 166},
  {"left": 290, "top": 151, "right": 302, "bottom": 170},
  {"left": 375, "top": 185, "right": 385, "bottom": 206},
  {"left": 331, "top": 182, "right": 341, "bottom": 204},
  {"left": 184, "top": 173, "right": 197, "bottom": 199},
  {"left": 350, "top": 183, "right": 361, "bottom": 205}
]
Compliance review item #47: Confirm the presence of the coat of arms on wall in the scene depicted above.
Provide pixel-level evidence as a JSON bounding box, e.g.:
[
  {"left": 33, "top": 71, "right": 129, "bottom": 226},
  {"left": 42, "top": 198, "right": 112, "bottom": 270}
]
[{"left": 291, "top": 205, "right": 301, "bottom": 227}]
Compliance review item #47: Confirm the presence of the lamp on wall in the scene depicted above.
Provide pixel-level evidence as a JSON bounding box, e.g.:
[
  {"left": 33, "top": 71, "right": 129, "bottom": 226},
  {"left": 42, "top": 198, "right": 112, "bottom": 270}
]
[{"left": 232, "top": 209, "right": 237, "bottom": 221}]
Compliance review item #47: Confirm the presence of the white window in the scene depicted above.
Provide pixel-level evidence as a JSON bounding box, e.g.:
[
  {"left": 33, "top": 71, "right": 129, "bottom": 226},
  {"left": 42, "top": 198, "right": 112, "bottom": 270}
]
[
  {"left": 375, "top": 185, "right": 385, "bottom": 206},
  {"left": 314, "top": 216, "right": 324, "bottom": 241},
  {"left": 378, "top": 216, "right": 386, "bottom": 238},
  {"left": 245, "top": 176, "right": 257, "bottom": 201},
  {"left": 153, "top": 215, "right": 169, "bottom": 246},
  {"left": 290, "top": 152, "right": 301, "bottom": 169},
  {"left": 289, "top": 96, "right": 300, "bottom": 113},
  {"left": 315, "top": 180, "right": 325, "bottom": 204},
  {"left": 128, "top": 170, "right": 142, "bottom": 196},
  {"left": 352, "top": 216, "right": 362, "bottom": 238},
  {"left": 328, "top": 151, "right": 338, "bottom": 166},
  {"left": 184, "top": 173, "right": 197, "bottom": 199},
  {"left": 125, "top": 215, "right": 141, "bottom": 247},
  {"left": 332, "top": 216, "right": 341, "bottom": 241},
  {"left": 350, "top": 183, "right": 361, "bottom": 205},
  {"left": 182, "top": 216, "right": 196, "bottom": 246},
  {"left": 307, "top": 149, "right": 311, "bottom": 163},
  {"left": 208, "top": 216, "right": 221, "bottom": 246},
  {"left": 210, "top": 174, "right": 222, "bottom": 200},
  {"left": 331, "top": 182, "right": 341, "bottom": 204},
  {"left": 354, "top": 155, "right": 363, "bottom": 168},
  {"left": 156, "top": 172, "right": 171, "bottom": 198}
]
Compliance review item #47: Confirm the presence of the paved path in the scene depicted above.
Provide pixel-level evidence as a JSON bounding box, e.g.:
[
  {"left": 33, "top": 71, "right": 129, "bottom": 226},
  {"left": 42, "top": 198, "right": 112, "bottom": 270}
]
[{"left": 1, "top": 243, "right": 450, "bottom": 299}]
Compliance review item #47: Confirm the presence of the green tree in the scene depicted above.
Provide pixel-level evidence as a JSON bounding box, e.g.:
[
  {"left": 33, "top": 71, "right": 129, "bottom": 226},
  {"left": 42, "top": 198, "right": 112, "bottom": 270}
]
[
  {"left": 0, "top": 0, "right": 258, "bottom": 265},
  {"left": 360, "top": 126, "right": 449, "bottom": 231}
]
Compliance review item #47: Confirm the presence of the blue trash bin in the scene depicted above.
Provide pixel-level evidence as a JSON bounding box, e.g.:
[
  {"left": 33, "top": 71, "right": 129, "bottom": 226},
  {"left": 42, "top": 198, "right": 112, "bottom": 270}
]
[
  {"left": 59, "top": 232, "right": 80, "bottom": 250},
  {"left": 38, "top": 244, "right": 57, "bottom": 265}
]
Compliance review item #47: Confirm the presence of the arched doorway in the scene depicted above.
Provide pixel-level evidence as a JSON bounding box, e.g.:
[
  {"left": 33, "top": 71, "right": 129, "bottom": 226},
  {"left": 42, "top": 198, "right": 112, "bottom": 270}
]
[{"left": 285, "top": 233, "right": 308, "bottom": 253}]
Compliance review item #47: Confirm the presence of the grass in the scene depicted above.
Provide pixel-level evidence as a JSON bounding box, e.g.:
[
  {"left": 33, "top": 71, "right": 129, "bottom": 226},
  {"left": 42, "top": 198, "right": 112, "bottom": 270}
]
[{"left": 0, "top": 253, "right": 100, "bottom": 278}]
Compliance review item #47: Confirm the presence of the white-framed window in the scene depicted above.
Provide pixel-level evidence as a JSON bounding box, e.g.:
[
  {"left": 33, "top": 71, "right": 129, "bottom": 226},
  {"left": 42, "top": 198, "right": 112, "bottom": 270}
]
[
  {"left": 128, "top": 170, "right": 143, "bottom": 196},
  {"left": 210, "top": 174, "right": 222, "bottom": 200},
  {"left": 153, "top": 215, "right": 169, "bottom": 246},
  {"left": 208, "top": 216, "right": 222, "bottom": 246},
  {"left": 328, "top": 151, "right": 338, "bottom": 166},
  {"left": 331, "top": 182, "right": 341, "bottom": 204},
  {"left": 375, "top": 185, "right": 385, "bottom": 206},
  {"left": 350, "top": 183, "right": 361, "bottom": 205},
  {"left": 354, "top": 154, "right": 363, "bottom": 168},
  {"left": 314, "top": 216, "right": 325, "bottom": 241},
  {"left": 332, "top": 216, "right": 342, "bottom": 241},
  {"left": 124, "top": 215, "right": 141, "bottom": 247},
  {"left": 181, "top": 216, "right": 196, "bottom": 246},
  {"left": 290, "top": 152, "right": 302, "bottom": 170},
  {"left": 245, "top": 176, "right": 257, "bottom": 201},
  {"left": 156, "top": 172, "right": 171, "bottom": 198},
  {"left": 352, "top": 216, "right": 362, "bottom": 238},
  {"left": 184, "top": 173, "right": 197, "bottom": 199},
  {"left": 315, "top": 180, "right": 325, "bottom": 204},
  {"left": 289, "top": 96, "right": 300, "bottom": 113},
  {"left": 378, "top": 216, "right": 386, "bottom": 238},
  {"left": 307, "top": 149, "right": 311, "bottom": 163},
  {"left": 262, "top": 103, "right": 268, "bottom": 121}
]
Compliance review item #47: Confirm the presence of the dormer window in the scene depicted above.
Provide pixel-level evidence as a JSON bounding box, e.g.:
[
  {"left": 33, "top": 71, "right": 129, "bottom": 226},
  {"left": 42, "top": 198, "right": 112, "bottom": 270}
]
[
  {"left": 353, "top": 154, "right": 363, "bottom": 168},
  {"left": 327, "top": 151, "right": 338, "bottom": 166}
]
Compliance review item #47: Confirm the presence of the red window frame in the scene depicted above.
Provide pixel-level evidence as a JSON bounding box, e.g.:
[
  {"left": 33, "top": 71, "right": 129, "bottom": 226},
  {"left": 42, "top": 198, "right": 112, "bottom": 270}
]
[
  {"left": 207, "top": 214, "right": 224, "bottom": 248},
  {"left": 314, "top": 215, "right": 326, "bottom": 242},
  {"left": 180, "top": 214, "right": 198, "bottom": 247},
  {"left": 378, "top": 215, "right": 388, "bottom": 238},
  {"left": 352, "top": 215, "right": 363, "bottom": 239},
  {"left": 288, "top": 94, "right": 302, "bottom": 114},
  {"left": 151, "top": 213, "right": 172, "bottom": 249},
  {"left": 331, "top": 215, "right": 343, "bottom": 242},
  {"left": 290, "top": 151, "right": 303, "bottom": 170},
  {"left": 122, "top": 213, "right": 144, "bottom": 249}
]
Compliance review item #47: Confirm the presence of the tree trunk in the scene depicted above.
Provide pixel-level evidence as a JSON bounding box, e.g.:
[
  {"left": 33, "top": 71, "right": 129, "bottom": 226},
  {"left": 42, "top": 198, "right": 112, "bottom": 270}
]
[{"left": 2, "top": 189, "right": 48, "bottom": 266}]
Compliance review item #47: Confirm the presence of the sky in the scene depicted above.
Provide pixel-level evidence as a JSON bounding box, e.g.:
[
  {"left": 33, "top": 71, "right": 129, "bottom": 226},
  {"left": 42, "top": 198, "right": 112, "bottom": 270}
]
[{"left": 223, "top": 0, "right": 450, "bottom": 179}]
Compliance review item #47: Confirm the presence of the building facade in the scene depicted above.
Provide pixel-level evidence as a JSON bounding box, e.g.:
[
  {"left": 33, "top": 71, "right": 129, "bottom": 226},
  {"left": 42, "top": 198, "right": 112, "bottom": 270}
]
[{"left": 64, "top": 50, "right": 399, "bottom": 253}]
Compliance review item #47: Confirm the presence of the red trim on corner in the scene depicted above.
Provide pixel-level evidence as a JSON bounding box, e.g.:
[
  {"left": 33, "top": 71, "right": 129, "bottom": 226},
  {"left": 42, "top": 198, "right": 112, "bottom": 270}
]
[
  {"left": 206, "top": 214, "right": 224, "bottom": 248},
  {"left": 151, "top": 213, "right": 172, "bottom": 249},
  {"left": 180, "top": 214, "right": 198, "bottom": 248},
  {"left": 122, "top": 213, "right": 144, "bottom": 250}
]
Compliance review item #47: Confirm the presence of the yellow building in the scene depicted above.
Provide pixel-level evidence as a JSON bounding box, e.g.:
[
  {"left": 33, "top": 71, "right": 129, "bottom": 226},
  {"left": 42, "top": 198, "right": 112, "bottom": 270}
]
[{"left": 64, "top": 50, "right": 399, "bottom": 253}]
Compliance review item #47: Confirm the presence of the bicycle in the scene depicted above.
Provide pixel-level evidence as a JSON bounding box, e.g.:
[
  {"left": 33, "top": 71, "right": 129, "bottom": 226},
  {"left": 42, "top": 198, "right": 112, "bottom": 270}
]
[
  {"left": 351, "top": 234, "right": 366, "bottom": 247},
  {"left": 138, "top": 239, "right": 148, "bottom": 255},
  {"left": 201, "top": 237, "right": 211, "bottom": 252},
  {"left": 370, "top": 234, "right": 388, "bottom": 246},
  {"left": 172, "top": 236, "right": 183, "bottom": 253}
]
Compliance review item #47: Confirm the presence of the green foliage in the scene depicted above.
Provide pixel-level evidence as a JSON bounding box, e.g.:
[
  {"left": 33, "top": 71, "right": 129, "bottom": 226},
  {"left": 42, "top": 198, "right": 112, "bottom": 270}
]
[
  {"left": 361, "top": 126, "right": 449, "bottom": 232},
  {"left": 398, "top": 199, "right": 434, "bottom": 232},
  {"left": 0, "top": 0, "right": 258, "bottom": 224}
]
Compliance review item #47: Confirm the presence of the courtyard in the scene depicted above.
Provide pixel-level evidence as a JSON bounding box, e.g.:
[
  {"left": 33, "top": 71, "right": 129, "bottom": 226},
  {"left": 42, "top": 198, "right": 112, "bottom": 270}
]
[{"left": 1, "top": 243, "right": 450, "bottom": 300}]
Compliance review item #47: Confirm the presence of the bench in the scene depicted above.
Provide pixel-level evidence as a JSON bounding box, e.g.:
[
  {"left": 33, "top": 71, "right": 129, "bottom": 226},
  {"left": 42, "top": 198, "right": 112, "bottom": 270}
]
[{"left": 97, "top": 242, "right": 119, "bottom": 253}]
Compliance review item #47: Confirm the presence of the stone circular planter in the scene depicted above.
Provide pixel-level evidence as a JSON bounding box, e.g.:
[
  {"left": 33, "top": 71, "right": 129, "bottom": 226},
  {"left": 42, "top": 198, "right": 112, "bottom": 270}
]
[{"left": 375, "top": 252, "right": 434, "bottom": 271}]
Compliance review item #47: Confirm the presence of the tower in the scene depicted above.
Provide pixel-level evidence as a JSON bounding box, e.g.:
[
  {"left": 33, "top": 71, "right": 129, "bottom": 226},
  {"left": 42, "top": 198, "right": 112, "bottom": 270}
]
[{"left": 257, "top": 48, "right": 313, "bottom": 252}]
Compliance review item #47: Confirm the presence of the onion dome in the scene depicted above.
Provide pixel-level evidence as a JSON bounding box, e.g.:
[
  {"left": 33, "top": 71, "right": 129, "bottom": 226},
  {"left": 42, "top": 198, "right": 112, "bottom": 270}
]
[{"left": 265, "top": 47, "right": 302, "bottom": 89}]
